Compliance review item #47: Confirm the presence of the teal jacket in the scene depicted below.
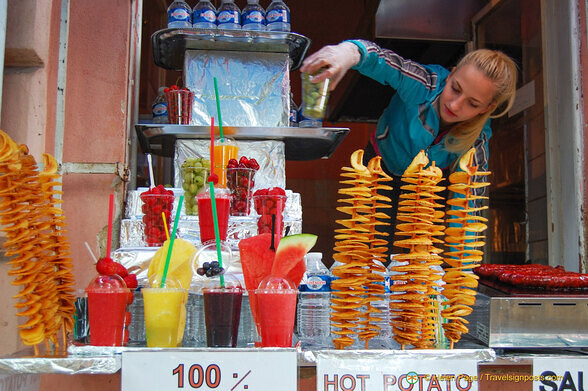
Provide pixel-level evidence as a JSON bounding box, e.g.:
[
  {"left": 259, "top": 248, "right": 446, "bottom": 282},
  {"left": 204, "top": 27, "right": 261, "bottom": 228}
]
[{"left": 350, "top": 40, "right": 491, "bottom": 176}]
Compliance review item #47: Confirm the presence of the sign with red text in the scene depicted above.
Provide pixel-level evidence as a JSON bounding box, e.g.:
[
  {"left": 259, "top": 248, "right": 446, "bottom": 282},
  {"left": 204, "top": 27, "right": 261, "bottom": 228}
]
[
  {"left": 533, "top": 358, "right": 586, "bottom": 391},
  {"left": 122, "top": 350, "right": 297, "bottom": 391},
  {"left": 317, "top": 356, "right": 478, "bottom": 391}
]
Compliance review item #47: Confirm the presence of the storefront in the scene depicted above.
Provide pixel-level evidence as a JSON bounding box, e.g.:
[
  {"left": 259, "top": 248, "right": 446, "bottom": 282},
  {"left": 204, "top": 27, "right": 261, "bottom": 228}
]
[{"left": 0, "top": 0, "right": 587, "bottom": 390}]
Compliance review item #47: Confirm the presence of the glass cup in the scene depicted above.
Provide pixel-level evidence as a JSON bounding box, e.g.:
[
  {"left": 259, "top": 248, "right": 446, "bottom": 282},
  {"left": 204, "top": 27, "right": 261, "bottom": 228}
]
[
  {"left": 140, "top": 191, "right": 174, "bottom": 247},
  {"left": 165, "top": 88, "right": 194, "bottom": 125},
  {"left": 143, "top": 285, "right": 187, "bottom": 348},
  {"left": 255, "top": 276, "right": 298, "bottom": 347},
  {"left": 253, "top": 193, "right": 287, "bottom": 235},
  {"left": 86, "top": 274, "right": 129, "bottom": 346},
  {"left": 226, "top": 167, "right": 256, "bottom": 216},
  {"left": 181, "top": 158, "right": 211, "bottom": 216},
  {"left": 203, "top": 274, "right": 243, "bottom": 347},
  {"left": 301, "top": 71, "right": 331, "bottom": 119},
  {"left": 197, "top": 186, "right": 231, "bottom": 244},
  {"left": 211, "top": 137, "right": 238, "bottom": 187}
]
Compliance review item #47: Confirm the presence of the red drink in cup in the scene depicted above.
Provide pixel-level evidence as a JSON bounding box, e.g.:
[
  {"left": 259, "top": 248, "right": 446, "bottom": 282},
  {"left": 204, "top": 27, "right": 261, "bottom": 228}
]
[
  {"left": 197, "top": 187, "right": 230, "bottom": 244},
  {"left": 255, "top": 276, "right": 297, "bottom": 347},
  {"left": 86, "top": 274, "right": 129, "bottom": 346}
]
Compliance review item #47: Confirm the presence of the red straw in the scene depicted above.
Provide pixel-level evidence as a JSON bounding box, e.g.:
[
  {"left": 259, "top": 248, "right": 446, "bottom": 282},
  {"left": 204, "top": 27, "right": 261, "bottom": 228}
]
[
  {"left": 210, "top": 117, "right": 215, "bottom": 170},
  {"left": 275, "top": 197, "right": 284, "bottom": 244},
  {"left": 107, "top": 193, "right": 114, "bottom": 258}
]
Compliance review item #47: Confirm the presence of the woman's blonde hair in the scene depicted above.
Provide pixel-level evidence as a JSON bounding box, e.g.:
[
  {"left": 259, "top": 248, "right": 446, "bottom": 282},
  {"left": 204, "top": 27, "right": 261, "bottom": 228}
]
[{"left": 445, "top": 49, "right": 518, "bottom": 153}]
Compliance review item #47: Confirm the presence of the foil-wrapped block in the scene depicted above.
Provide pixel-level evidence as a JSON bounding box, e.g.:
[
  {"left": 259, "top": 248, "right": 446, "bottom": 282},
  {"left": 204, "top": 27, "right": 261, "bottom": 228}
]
[
  {"left": 173, "top": 139, "right": 285, "bottom": 190},
  {"left": 184, "top": 49, "right": 290, "bottom": 127},
  {"left": 0, "top": 349, "right": 121, "bottom": 374},
  {"left": 121, "top": 190, "right": 302, "bottom": 251}
]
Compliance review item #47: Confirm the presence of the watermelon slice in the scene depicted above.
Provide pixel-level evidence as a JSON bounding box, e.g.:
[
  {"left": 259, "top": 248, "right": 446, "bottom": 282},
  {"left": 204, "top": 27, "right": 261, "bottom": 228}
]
[
  {"left": 239, "top": 233, "right": 318, "bottom": 338},
  {"left": 238, "top": 233, "right": 279, "bottom": 292},
  {"left": 271, "top": 233, "right": 318, "bottom": 286}
]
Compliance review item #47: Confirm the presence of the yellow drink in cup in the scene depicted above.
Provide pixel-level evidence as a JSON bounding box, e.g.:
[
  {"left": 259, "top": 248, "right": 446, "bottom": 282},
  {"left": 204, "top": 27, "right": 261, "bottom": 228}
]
[
  {"left": 211, "top": 137, "right": 238, "bottom": 187},
  {"left": 143, "top": 287, "right": 186, "bottom": 347}
]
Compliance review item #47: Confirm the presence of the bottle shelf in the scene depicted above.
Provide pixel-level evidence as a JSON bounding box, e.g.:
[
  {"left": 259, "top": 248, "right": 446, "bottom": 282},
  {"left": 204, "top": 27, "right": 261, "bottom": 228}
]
[
  {"left": 135, "top": 124, "right": 349, "bottom": 161},
  {"left": 151, "top": 28, "right": 311, "bottom": 71}
]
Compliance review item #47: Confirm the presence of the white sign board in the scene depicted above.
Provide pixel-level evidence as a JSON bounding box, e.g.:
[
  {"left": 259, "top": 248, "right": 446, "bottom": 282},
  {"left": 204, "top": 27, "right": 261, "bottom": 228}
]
[
  {"left": 317, "top": 356, "right": 478, "bottom": 391},
  {"left": 533, "top": 358, "right": 587, "bottom": 391},
  {"left": 122, "top": 350, "right": 297, "bottom": 391}
]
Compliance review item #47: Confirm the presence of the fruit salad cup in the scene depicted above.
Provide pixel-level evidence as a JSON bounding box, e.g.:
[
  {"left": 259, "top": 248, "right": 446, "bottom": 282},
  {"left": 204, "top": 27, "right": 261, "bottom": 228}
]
[
  {"left": 253, "top": 187, "right": 287, "bottom": 235},
  {"left": 181, "top": 157, "right": 211, "bottom": 216},
  {"left": 140, "top": 185, "right": 174, "bottom": 247},
  {"left": 165, "top": 86, "right": 194, "bottom": 125},
  {"left": 301, "top": 70, "right": 331, "bottom": 119},
  {"left": 226, "top": 156, "right": 260, "bottom": 216}
]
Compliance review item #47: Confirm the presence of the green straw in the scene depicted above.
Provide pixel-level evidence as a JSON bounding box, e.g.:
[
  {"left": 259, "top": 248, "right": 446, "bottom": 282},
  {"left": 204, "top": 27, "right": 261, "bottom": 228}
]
[
  {"left": 213, "top": 77, "right": 224, "bottom": 141},
  {"left": 208, "top": 181, "right": 225, "bottom": 288},
  {"left": 161, "top": 195, "right": 184, "bottom": 288}
]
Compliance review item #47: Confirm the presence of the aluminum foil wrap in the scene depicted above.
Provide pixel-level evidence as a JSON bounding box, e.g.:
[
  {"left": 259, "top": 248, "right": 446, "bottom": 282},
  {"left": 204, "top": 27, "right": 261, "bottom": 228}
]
[
  {"left": 0, "top": 350, "right": 121, "bottom": 374},
  {"left": 120, "top": 189, "right": 302, "bottom": 272},
  {"left": 173, "top": 139, "right": 285, "bottom": 190},
  {"left": 184, "top": 50, "right": 290, "bottom": 127}
]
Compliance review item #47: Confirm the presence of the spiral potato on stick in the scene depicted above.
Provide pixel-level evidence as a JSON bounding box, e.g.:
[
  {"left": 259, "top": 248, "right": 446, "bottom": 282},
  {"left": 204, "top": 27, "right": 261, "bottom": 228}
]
[
  {"left": 331, "top": 150, "right": 393, "bottom": 349},
  {"left": 0, "top": 130, "right": 75, "bottom": 355},
  {"left": 441, "top": 148, "right": 489, "bottom": 347},
  {"left": 391, "top": 151, "right": 446, "bottom": 349}
]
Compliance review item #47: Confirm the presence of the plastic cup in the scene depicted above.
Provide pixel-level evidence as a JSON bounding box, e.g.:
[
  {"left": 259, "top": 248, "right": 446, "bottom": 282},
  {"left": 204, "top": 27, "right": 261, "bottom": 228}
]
[
  {"left": 211, "top": 137, "right": 238, "bottom": 187},
  {"left": 301, "top": 71, "right": 331, "bottom": 119},
  {"left": 196, "top": 186, "right": 230, "bottom": 244},
  {"left": 203, "top": 274, "right": 243, "bottom": 347},
  {"left": 255, "top": 276, "right": 297, "bottom": 347},
  {"left": 226, "top": 167, "right": 256, "bottom": 216},
  {"left": 191, "top": 241, "right": 233, "bottom": 278},
  {"left": 253, "top": 194, "right": 287, "bottom": 235},
  {"left": 86, "top": 274, "right": 129, "bottom": 346},
  {"left": 165, "top": 88, "right": 194, "bottom": 125},
  {"left": 181, "top": 158, "right": 211, "bottom": 216},
  {"left": 143, "top": 286, "right": 187, "bottom": 347},
  {"left": 140, "top": 191, "right": 174, "bottom": 247}
]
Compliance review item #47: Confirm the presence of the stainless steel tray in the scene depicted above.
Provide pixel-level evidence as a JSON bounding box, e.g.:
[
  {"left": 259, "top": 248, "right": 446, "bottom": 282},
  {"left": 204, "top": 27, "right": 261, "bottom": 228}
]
[
  {"left": 152, "top": 28, "right": 311, "bottom": 71},
  {"left": 467, "top": 283, "right": 588, "bottom": 348},
  {"left": 135, "top": 124, "right": 349, "bottom": 161}
]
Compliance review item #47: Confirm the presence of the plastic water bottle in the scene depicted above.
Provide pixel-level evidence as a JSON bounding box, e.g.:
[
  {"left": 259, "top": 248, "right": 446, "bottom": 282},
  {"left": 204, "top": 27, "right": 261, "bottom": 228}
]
[
  {"left": 152, "top": 87, "right": 168, "bottom": 124},
  {"left": 217, "top": 0, "right": 241, "bottom": 30},
  {"left": 265, "top": 0, "right": 290, "bottom": 32},
  {"left": 296, "top": 252, "right": 331, "bottom": 349},
  {"left": 183, "top": 285, "right": 206, "bottom": 347},
  {"left": 167, "top": 0, "right": 192, "bottom": 28},
  {"left": 127, "top": 288, "right": 146, "bottom": 346},
  {"left": 193, "top": 0, "right": 217, "bottom": 29},
  {"left": 242, "top": 0, "right": 265, "bottom": 31},
  {"left": 367, "top": 260, "right": 392, "bottom": 349}
]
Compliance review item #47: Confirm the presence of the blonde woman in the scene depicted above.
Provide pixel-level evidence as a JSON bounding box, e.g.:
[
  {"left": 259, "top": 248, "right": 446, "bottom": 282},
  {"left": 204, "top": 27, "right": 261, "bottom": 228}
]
[{"left": 301, "top": 40, "right": 518, "bottom": 251}]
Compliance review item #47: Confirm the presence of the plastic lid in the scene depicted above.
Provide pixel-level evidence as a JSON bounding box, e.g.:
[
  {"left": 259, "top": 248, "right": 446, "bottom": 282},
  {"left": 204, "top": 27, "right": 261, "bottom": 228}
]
[
  {"left": 158, "top": 86, "right": 166, "bottom": 94},
  {"left": 256, "top": 275, "right": 296, "bottom": 292},
  {"left": 202, "top": 273, "right": 242, "bottom": 291},
  {"left": 192, "top": 241, "right": 233, "bottom": 277},
  {"left": 306, "top": 252, "right": 323, "bottom": 262},
  {"left": 87, "top": 273, "right": 127, "bottom": 290}
]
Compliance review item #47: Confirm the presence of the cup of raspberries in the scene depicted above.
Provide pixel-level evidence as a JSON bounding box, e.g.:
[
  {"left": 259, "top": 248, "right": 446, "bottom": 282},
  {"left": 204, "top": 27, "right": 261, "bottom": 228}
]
[
  {"left": 226, "top": 156, "right": 260, "bottom": 216},
  {"left": 252, "top": 187, "right": 287, "bottom": 234},
  {"left": 140, "top": 185, "right": 174, "bottom": 247}
]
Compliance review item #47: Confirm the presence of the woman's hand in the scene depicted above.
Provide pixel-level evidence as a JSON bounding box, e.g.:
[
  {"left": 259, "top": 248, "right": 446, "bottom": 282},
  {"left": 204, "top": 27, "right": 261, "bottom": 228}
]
[{"left": 300, "top": 41, "right": 360, "bottom": 90}]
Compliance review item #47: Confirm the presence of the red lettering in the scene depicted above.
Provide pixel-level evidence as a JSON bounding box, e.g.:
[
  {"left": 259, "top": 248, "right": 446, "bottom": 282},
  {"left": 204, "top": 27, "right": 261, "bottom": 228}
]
[
  {"left": 427, "top": 374, "right": 443, "bottom": 391},
  {"left": 357, "top": 374, "right": 370, "bottom": 391},
  {"left": 456, "top": 374, "right": 472, "bottom": 391},
  {"left": 398, "top": 375, "right": 415, "bottom": 391},
  {"left": 324, "top": 374, "right": 338, "bottom": 391},
  {"left": 384, "top": 375, "right": 397, "bottom": 391},
  {"left": 340, "top": 374, "right": 357, "bottom": 391}
]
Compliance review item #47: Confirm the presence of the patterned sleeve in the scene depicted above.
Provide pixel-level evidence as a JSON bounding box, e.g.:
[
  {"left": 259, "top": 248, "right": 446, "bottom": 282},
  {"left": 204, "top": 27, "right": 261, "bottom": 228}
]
[{"left": 349, "top": 39, "right": 443, "bottom": 104}]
